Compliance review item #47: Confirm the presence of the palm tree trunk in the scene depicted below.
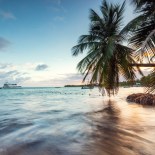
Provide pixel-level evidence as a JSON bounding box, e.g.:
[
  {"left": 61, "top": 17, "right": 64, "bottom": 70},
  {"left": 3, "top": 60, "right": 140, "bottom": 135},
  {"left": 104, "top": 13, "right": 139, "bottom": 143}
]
[{"left": 130, "top": 63, "right": 155, "bottom": 67}]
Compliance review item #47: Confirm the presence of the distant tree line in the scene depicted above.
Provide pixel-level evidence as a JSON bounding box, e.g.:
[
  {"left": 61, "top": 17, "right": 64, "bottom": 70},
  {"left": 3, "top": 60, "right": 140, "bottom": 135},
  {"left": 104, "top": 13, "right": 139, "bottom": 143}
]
[{"left": 119, "top": 74, "right": 152, "bottom": 87}]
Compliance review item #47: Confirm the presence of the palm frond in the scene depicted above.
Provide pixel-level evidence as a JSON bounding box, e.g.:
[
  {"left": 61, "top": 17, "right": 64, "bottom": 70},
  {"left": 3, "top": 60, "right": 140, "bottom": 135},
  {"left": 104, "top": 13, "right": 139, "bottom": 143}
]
[
  {"left": 128, "top": 0, "right": 155, "bottom": 62},
  {"left": 145, "top": 68, "right": 155, "bottom": 93},
  {"left": 120, "top": 15, "right": 144, "bottom": 37},
  {"left": 72, "top": 41, "right": 100, "bottom": 56}
]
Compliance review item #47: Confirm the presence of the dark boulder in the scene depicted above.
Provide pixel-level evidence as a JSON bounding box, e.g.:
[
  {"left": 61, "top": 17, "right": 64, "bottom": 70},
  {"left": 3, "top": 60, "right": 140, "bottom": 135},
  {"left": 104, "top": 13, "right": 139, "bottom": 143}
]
[{"left": 127, "top": 93, "right": 155, "bottom": 105}]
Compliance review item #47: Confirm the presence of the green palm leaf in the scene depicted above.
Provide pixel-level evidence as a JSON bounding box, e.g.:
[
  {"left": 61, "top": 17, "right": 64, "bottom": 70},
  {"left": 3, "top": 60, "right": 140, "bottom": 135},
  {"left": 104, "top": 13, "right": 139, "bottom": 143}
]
[{"left": 128, "top": 0, "right": 155, "bottom": 62}]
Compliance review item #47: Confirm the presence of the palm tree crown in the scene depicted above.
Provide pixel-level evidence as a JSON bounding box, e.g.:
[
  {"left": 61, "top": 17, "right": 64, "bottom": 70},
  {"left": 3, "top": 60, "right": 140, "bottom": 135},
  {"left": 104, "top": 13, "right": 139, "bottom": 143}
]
[
  {"left": 72, "top": 0, "right": 140, "bottom": 96},
  {"left": 123, "top": 0, "right": 155, "bottom": 62}
]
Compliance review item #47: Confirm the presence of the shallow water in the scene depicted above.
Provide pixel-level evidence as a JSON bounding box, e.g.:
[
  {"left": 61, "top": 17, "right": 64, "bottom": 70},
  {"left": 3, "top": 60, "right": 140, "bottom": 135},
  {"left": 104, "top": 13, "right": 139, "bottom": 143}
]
[{"left": 0, "top": 87, "right": 155, "bottom": 155}]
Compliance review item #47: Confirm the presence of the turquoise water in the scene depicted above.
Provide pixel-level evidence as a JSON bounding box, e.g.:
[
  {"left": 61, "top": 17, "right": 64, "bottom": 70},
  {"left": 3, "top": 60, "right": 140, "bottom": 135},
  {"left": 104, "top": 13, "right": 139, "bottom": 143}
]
[{"left": 0, "top": 87, "right": 155, "bottom": 155}]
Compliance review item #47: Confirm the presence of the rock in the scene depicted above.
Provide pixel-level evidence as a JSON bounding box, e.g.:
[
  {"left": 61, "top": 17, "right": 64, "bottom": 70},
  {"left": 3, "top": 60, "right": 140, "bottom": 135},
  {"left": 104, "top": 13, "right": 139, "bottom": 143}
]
[{"left": 126, "top": 93, "right": 155, "bottom": 105}]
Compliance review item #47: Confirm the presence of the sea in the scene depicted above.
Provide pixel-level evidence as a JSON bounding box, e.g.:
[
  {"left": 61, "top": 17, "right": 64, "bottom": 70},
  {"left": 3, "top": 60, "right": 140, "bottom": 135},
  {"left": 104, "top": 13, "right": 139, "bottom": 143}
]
[{"left": 0, "top": 87, "right": 155, "bottom": 155}]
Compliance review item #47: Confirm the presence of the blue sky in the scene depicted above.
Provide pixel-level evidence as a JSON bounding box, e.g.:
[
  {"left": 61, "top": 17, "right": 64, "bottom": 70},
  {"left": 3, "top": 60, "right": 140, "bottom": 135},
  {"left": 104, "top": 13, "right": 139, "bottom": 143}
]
[{"left": 0, "top": 0, "right": 139, "bottom": 86}]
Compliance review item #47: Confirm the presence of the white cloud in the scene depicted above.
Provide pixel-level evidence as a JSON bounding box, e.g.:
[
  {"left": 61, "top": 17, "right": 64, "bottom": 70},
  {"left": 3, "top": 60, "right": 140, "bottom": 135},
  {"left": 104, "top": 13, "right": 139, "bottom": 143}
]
[
  {"left": 50, "top": 73, "right": 83, "bottom": 86},
  {"left": 0, "top": 10, "right": 16, "bottom": 20},
  {"left": 0, "top": 62, "right": 84, "bottom": 87},
  {"left": 54, "top": 16, "right": 64, "bottom": 21},
  {"left": 46, "top": 0, "right": 61, "bottom": 5},
  {"left": 35, "top": 64, "right": 48, "bottom": 71},
  {"left": 0, "top": 63, "right": 11, "bottom": 69},
  {"left": 56, "top": 0, "right": 61, "bottom": 5},
  {"left": 22, "top": 73, "right": 83, "bottom": 87},
  {"left": 0, "top": 37, "right": 10, "bottom": 51},
  {"left": 0, "top": 70, "right": 30, "bottom": 86},
  {"left": 47, "top": 0, "right": 67, "bottom": 13}
]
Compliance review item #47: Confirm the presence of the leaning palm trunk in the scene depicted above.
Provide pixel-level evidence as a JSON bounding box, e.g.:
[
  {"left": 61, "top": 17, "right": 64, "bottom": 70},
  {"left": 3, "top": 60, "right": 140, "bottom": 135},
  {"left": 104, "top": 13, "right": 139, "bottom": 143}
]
[
  {"left": 130, "top": 63, "right": 155, "bottom": 67},
  {"left": 72, "top": 0, "right": 141, "bottom": 96}
]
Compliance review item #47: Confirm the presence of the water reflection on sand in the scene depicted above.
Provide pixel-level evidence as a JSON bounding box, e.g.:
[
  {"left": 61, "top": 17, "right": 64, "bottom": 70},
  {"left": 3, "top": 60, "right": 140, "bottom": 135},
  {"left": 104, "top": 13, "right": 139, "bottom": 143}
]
[
  {"left": 86, "top": 100, "right": 155, "bottom": 155},
  {"left": 0, "top": 87, "right": 155, "bottom": 155}
]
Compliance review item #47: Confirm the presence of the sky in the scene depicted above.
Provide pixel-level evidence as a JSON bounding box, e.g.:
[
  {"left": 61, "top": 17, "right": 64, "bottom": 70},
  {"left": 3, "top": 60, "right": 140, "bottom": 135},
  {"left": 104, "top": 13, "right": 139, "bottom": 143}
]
[{"left": 0, "top": 0, "right": 140, "bottom": 87}]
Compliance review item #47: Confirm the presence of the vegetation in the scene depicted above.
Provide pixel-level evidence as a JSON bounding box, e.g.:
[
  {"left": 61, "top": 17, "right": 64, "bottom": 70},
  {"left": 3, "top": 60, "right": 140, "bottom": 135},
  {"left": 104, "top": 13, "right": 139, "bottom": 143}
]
[
  {"left": 129, "top": 0, "right": 155, "bottom": 59},
  {"left": 119, "top": 74, "right": 153, "bottom": 87},
  {"left": 126, "top": 0, "right": 155, "bottom": 93},
  {"left": 119, "top": 81, "right": 139, "bottom": 87},
  {"left": 140, "top": 70, "right": 155, "bottom": 93},
  {"left": 64, "top": 84, "right": 96, "bottom": 87},
  {"left": 72, "top": 0, "right": 155, "bottom": 95},
  {"left": 72, "top": 0, "right": 142, "bottom": 96}
]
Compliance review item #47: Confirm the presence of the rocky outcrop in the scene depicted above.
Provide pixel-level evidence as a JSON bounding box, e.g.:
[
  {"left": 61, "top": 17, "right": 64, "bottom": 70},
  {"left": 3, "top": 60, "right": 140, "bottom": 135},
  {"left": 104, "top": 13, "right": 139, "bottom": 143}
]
[{"left": 127, "top": 93, "right": 155, "bottom": 105}]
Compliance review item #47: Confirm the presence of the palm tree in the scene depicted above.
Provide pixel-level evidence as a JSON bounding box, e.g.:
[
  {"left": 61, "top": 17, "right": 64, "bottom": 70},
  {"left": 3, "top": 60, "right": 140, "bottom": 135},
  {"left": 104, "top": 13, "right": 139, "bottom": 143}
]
[
  {"left": 72, "top": 0, "right": 141, "bottom": 96},
  {"left": 122, "top": 0, "right": 155, "bottom": 93},
  {"left": 122, "top": 0, "right": 155, "bottom": 62}
]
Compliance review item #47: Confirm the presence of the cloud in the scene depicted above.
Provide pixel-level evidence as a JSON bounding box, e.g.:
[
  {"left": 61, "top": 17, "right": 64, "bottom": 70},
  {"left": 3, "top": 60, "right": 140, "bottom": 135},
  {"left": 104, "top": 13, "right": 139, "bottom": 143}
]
[
  {"left": 46, "top": 0, "right": 61, "bottom": 5},
  {"left": 0, "top": 10, "right": 16, "bottom": 20},
  {"left": 11, "top": 77, "right": 31, "bottom": 83},
  {"left": 46, "top": 0, "right": 67, "bottom": 13},
  {"left": 0, "top": 70, "right": 30, "bottom": 86},
  {"left": 35, "top": 64, "right": 48, "bottom": 71},
  {"left": 54, "top": 16, "right": 65, "bottom": 22},
  {"left": 55, "top": 0, "right": 61, "bottom": 5},
  {"left": 24, "top": 73, "right": 83, "bottom": 87},
  {"left": 0, "top": 63, "right": 11, "bottom": 69},
  {"left": 54, "top": 16, "right": 64, "bottom": 21},
  {"left": 57, "top": 0, "right": 61, "bottom": 5},
  {"left": 62, "top": 73, "right": 83, "bottom": 81},
  {"left": 50, "top": 73, "right": 83, "bottom": 86},
  {"left": 0, "top": 70, "right": 26, "bottom": 78},
  {"left": 0, "top": 37, "right": 10, "bottom": 51}
]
